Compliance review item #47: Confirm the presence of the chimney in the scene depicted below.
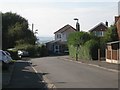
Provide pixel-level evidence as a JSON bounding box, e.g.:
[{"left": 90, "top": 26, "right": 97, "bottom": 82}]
[{"left": 105, "top": 21, "right": 108, "bottom": 27}]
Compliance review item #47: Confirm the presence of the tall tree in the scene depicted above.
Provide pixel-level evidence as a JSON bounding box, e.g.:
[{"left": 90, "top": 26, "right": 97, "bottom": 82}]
[{"left": 2, "top": 12, "right": 37, "bottom": 50}]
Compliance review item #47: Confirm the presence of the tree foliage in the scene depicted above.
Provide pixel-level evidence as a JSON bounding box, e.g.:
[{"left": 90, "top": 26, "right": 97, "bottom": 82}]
[
  {"left": 2, "top": 12, "right": 37, "bottom": 50},
  {"left": 103, "top": 25, "right": 118, "bottom": 42},
  {"left": 68, "top": 31, "right": 91, "bottom": 46}
]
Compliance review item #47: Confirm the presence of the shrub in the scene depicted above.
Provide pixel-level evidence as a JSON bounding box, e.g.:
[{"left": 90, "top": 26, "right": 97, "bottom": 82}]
[
  {"left": 15, "top": 44, "right": 48, "bottom": 57},
  {"left": 40, "top": 45, "right": 48, "bottom": 57},
  {"left": 84, "top": 39, "right": 99, "bottom": 60},
  {"left": 7, "top": 49, "right": 20, "bottom": 60},
  {"left": 68, "top": 39, "right": 99, "bottom": 60},
  {"left": 68, "top": 32, "right": 91, "bottom": 47},
  {"left": 15, "top": 44, "right": 37, "bottom": 57}
]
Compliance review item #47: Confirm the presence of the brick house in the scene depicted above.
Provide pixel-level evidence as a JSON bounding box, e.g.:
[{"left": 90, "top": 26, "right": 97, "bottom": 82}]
[
  {"left": 89, "top": 22, "right": 108, "bottom": 37},
  {"left": 106, "top": 16, "right": 120, "bottom": 64},
  {"left": 46, "top": 24, "right": 76, "bottom": 54}
]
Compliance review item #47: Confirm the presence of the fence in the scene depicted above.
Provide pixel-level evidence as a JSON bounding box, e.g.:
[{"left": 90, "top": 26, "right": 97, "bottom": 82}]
[{"left": 106, "top": 49, "right": 119, "bottom": 64}]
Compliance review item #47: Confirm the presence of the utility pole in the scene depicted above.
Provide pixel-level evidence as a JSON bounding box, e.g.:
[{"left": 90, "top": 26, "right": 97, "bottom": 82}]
[{"left": 32, "top": 23, "right": 34, "bottom": 32}]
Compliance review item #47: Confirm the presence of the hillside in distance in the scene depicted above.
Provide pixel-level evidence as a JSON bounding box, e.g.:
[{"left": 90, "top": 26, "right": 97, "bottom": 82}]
[{"left": 37, "top": 36, "right": 54, "bottom": 44}]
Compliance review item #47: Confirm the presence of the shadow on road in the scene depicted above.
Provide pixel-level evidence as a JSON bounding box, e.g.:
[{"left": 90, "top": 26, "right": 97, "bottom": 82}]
[{"left": 2, "top": 60, "right": 48, "bottom": 90}]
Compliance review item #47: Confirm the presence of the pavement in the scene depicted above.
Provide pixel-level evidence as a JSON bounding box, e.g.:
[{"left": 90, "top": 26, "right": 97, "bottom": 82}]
[
  {"left": 2, "top": 63, "right": 15, "bottom": 88},
  {"left": 2, "top": 55, "right": 119, "bottom": 89},
  {"left": 2, "top": 60, "right": 47, "bottom": 89},
  {"left": 58, "top": 55, "right": 119, "bottom": 72}
]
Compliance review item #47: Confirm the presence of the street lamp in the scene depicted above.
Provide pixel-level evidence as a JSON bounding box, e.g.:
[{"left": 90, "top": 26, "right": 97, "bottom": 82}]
[
  {"left": 74, "top": 18, "right": 80, "bottom": 31},
  {"left": 74, "top": 18, "right": 80, "bottom": 61}
]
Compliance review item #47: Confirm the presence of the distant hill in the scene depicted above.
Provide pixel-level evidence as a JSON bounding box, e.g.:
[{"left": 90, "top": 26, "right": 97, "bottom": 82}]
[{"left": 37, "top": 37, "right": 54, "bottom": 44}]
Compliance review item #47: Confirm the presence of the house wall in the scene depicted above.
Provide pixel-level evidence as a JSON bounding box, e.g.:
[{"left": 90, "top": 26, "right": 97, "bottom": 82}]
[
  {"left": 55, "top": 33, "right": 62, "bottom": 41},
  {"left": 55, "top": 27, "right": 76, "bottom": 41},
  {"left": 91, "top": 24, "right": 107, "bottom": 37}
]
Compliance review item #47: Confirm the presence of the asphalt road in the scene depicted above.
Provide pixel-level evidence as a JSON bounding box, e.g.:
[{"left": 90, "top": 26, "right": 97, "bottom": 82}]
[
  {"left": 4, "top": 60, "right": 47, "bottom": 89},
  {"left": 31, "top": 56, "right": 118, "bottom": 88}
]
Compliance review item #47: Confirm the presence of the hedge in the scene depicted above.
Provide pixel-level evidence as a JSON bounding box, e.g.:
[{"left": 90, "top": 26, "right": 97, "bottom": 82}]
[{"left": 68, "top": 39, "right": 99, "bottom": 60}]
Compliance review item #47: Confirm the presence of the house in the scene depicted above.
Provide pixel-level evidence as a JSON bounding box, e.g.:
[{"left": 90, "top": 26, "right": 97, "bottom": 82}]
[
  {"left": 89, "top": 22, "right": 108, "bottom": 37},
  {"left": 115, "top": 16, "right": 120, "bottom": 40},
  {"left": 46, "top": 24, "right": 76, "bottom": 54},
  {"left": 106, "top": 16, "right": 120, "bottom": 64}
]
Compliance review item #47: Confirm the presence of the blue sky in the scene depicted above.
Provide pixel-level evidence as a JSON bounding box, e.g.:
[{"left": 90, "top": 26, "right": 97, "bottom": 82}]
[{"left": 0, "top": 0, "right": 119, "bottom": 37}]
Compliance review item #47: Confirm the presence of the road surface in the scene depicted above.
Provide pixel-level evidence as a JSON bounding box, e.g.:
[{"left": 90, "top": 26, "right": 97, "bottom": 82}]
[{"left": 31, "top": 56, "right": 118, "bottom": 88}]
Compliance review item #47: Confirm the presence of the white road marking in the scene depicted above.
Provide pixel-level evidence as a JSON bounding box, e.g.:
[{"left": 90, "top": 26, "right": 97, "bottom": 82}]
[{"left": 28, "top": 61, "right": 56, "bottom": 89}]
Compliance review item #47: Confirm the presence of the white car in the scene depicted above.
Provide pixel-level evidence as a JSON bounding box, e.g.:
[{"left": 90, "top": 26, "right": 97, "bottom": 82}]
[
  {"left": 18, "top": 50, "right": 29, "bottom": 58},
  {"left": 0, "top": 50, "right": 13, "bottom": 70},
  {"left": 0, "top": 50, "right": 12, "bottom": 64}
]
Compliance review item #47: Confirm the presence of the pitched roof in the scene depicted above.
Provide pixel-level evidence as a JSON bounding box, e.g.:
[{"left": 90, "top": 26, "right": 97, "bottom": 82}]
[
  {"left": 54, "top": 24, "right": 76, "bottom": 34},
  {"left": 89, "top": 22, "right": 108, "bottom": 32}
]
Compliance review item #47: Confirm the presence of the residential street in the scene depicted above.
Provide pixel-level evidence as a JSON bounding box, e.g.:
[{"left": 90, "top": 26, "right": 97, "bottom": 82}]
[
  {"left": 3, "top": 56, "right": 118, "bottom": 89},
  {"left": 30, "top": 56, "right": 118, "bottom": 88}
]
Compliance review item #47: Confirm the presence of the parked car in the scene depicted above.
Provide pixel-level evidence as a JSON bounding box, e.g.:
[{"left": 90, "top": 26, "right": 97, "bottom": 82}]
[
  {"left": 18, "top": 50, "right": 29, "bottom": 58},
  {"left": 4, "top": 51, "right": 13, "bottom": 61},
  {"left": 0, "top": 50, "right": 13, "bottom": 70}
]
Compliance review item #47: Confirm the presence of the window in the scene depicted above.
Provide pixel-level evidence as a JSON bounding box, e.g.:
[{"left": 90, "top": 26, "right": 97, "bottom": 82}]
[
  {"left": 57, "top": 34, "right": 61, "bottom": 39},
  {"left": 95, "top": 31, "right": 104, "bottom": 37},
  {"left": 55, "top": 45, "right": 58, "bottom": 49}
]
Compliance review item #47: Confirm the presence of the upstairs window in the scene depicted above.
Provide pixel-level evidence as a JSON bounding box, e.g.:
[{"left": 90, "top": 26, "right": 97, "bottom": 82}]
[
  {"left": 57, "top": 34, "right": 61, "bottom": 39},
  {"left": 95, "top": 31, "right": 104, "bottom": 37}
]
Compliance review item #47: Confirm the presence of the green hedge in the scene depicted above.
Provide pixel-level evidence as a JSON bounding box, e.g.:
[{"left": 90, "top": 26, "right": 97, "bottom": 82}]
[
  {"left": 68, "top": 39, "right": 99, "bottom": 60},
  {"left": 15, "top": 44, "right": 48, "bottom": 57},
  {"left": 84, "top": 39, "right": 99, "bottom": 60}
]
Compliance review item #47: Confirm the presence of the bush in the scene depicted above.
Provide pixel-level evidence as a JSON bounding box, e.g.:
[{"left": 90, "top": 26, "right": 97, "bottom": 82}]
[
  {"left": 84, "top": 39, "right": 99, "bottom": 60},
  {"left": 15, "top": 44, "right": 37, "bottom": 57},
  {"left": 68, "top": 39, "right": 99, "bottom": 60},
  {"left": 68, "top": 32, "right": 91, "bottom": 46},
  {"left": 68, "top": 45, "right": 76, "bottom": 59},
  {"left": 7, "top": 49, "right": 20, "bottom": 60},
  {"left": 40, "top": 45, "right": 48, "bottom": 57},
  {"left": 15, "top": 44, "right": 48, "bottom": 57}
]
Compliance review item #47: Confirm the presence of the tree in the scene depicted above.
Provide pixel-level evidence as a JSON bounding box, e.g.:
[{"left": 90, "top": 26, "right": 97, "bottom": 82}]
[
  {"left": 68, "top": 31, "right": 91, "bottom": 61},
  {"left": 2, "top": 12, "right": 37, "bottom": 50},
  {"left": 103, "top": 25, "right": 118, "bottom": 43},
  {"left": 68, "top": 31, "right": 91, "bottom": 47}
]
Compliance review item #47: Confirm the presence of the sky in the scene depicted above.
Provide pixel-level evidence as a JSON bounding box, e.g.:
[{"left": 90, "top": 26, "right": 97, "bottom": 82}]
[{"left": 0, "top": 0, "right": 119, "bottom": 37}]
